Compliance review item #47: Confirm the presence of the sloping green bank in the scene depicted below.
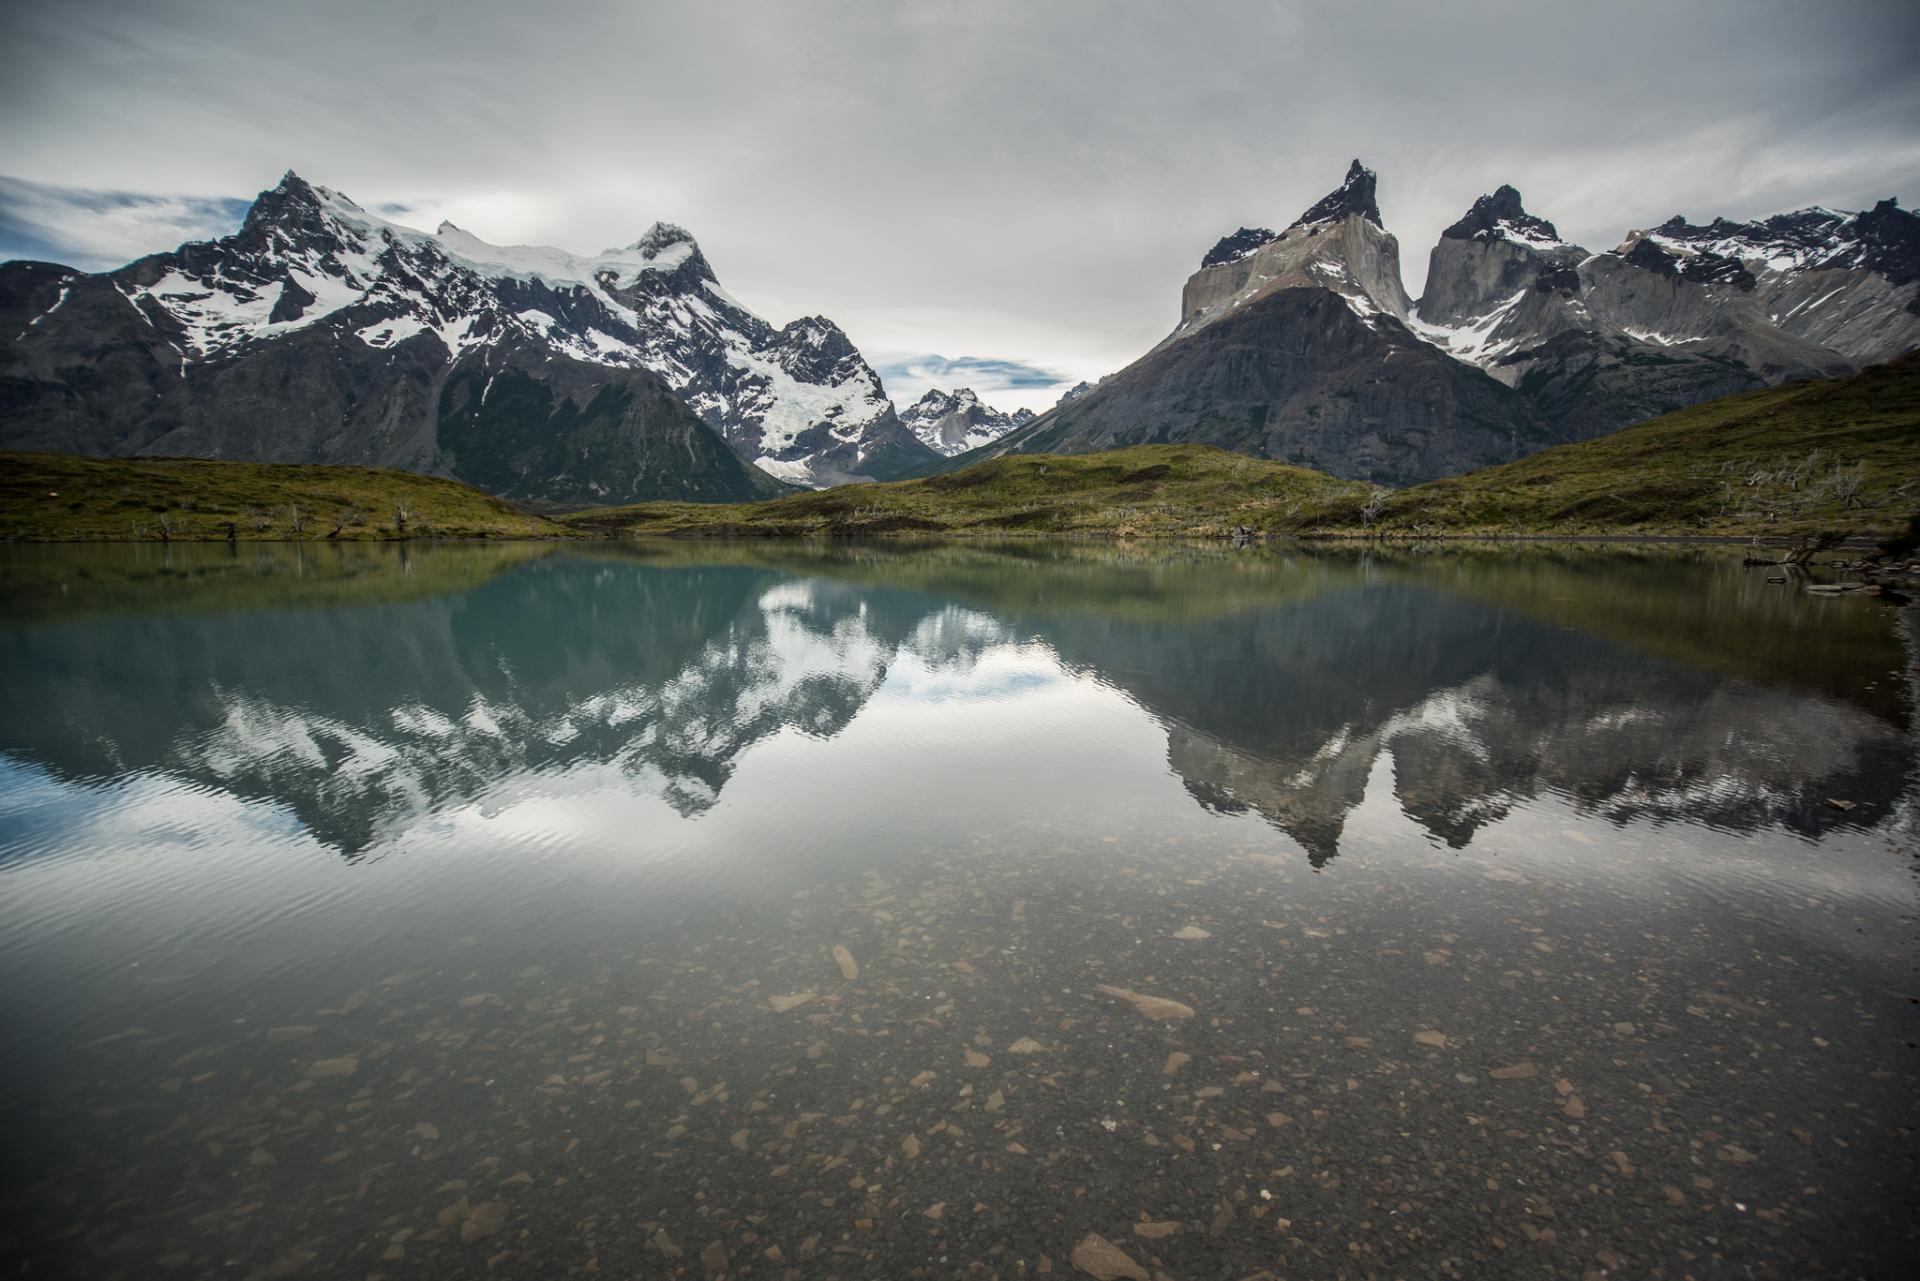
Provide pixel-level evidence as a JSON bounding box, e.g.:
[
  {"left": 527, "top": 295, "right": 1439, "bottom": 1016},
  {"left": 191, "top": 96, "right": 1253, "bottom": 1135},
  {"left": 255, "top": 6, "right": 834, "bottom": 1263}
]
[
  {"left": 0, "top": 452, "right": 576, "bottom": 542},
  {"left": 1339, "top": 350, "right": 1920, "bottom": 540}
]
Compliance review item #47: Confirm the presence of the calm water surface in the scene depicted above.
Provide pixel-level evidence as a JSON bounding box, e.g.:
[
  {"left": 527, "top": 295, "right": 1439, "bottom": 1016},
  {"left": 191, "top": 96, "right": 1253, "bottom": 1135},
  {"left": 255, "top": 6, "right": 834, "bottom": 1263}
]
[{"left": 0, "top": 540, "right": 1915, "bottom": 1279}]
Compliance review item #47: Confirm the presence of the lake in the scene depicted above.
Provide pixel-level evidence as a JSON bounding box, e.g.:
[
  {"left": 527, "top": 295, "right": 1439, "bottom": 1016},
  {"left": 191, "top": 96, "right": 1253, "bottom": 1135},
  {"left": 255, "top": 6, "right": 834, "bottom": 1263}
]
[{"left": 1, "top": 540, "right": 1914, "bottom": 1278}]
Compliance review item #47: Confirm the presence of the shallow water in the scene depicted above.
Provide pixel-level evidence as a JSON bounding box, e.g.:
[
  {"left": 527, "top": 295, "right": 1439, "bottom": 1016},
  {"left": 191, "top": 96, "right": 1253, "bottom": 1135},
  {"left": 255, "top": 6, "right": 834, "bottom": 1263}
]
[{"left": 0, "top": 539, "right": 1914, "bottom": 1279}]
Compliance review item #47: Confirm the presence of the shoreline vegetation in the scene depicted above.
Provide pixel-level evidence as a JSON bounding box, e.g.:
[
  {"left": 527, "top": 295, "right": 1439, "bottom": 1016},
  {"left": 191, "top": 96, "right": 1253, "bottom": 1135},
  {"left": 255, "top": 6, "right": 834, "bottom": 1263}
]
[{"left": 3, "top": 353, "right": 1916, "bottom": 547}]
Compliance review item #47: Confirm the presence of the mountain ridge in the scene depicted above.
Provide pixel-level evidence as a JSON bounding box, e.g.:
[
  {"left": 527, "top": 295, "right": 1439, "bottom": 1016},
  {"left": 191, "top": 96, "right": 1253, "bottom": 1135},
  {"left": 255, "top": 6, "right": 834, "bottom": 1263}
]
[
  {"left": 0, "top": 171, "right": 935, "bottom": 503},
  {"left": 932, "top": 162, "right": 1917, "bottom": 484}
]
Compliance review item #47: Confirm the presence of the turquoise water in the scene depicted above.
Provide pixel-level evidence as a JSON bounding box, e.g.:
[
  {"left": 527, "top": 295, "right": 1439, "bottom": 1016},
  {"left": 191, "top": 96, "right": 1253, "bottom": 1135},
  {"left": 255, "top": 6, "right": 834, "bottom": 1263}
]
[{"left": 1, "top": 540, "right": 1914, "bottom": 1277}]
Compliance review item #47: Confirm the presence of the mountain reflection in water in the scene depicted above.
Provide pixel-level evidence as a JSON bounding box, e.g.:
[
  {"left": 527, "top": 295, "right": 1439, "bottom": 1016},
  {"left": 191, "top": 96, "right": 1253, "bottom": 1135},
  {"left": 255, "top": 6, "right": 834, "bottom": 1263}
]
[{"left": 0, "top": 540, "right": 1908, "bottom": 864}]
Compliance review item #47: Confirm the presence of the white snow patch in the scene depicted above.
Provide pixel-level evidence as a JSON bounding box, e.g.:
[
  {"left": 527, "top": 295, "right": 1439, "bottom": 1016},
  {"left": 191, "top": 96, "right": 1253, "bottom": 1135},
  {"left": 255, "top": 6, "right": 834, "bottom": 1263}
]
[
  {"left": 1619, "top": 326, "right": 1701, "bottom": 347},
  {"left": 357, "top": 316, "right": 426, "bottom": 348},
  {"left": 752, "top": 455, "right": 817, "bottom": 484},
  {"left": 1406, "top": 289, "right": 1528, "bottom": 367}
]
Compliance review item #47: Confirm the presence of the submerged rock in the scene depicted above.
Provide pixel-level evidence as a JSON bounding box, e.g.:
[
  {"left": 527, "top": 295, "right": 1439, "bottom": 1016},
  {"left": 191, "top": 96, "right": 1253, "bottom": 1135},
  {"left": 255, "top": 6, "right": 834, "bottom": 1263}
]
[{"left": 1094, "top": 984, "right": 1195, "bottom": 1021}]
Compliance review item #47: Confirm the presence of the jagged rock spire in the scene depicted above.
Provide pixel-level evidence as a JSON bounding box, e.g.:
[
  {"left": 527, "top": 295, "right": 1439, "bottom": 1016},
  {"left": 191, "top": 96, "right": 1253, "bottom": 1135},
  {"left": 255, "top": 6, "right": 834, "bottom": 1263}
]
[{"left": 1294, "top": 159, "right": 1381, "bottom": 228}]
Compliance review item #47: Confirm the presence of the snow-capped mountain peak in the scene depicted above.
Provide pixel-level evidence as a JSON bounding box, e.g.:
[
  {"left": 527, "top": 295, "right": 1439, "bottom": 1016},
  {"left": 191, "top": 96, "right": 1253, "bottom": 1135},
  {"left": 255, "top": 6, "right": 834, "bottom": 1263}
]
[
  {"left": 99, "top": 170, "right": 933, "bottom": 486},
  {"left": 632, "top": 221, "right": 697, "bottom": 256},
  {"left": 1632, "top": 201, "right": 1919, "bottom": 286},
  {"left": 898, "top": 387, "right": 1035, "bottom": 456},
  {"left": 1440, "top": 185, "right": 1568, "bottom": 250}
]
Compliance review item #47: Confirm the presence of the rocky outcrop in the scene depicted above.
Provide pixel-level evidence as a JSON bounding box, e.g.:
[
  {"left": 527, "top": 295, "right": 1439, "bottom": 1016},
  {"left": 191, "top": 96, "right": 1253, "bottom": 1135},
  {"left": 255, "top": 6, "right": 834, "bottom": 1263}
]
[
  {"left": 951, "top": 162, "right": 1554, "bottom": 484},
  {"left": 1171, "top": 160, "right": 1411, "bottom": 346},
  {"left": 1201, "top": 227, "right": 1279, "bottom": 269}
]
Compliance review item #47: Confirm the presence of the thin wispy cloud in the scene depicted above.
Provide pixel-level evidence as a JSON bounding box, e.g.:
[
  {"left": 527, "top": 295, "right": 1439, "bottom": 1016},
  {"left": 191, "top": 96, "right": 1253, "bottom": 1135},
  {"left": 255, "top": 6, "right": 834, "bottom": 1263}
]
[
  {"left": 0, "top": 176, "right": 248, "bottom": 271},
  {"left": 874, "top": 353, "right": 1071, "bottom": 413}
]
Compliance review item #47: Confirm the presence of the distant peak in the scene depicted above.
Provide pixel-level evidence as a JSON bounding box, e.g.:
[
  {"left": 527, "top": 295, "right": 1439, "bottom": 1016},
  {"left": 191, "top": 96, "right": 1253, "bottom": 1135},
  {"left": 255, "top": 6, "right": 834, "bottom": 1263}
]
[
  {"left": 435, "top": 220, "right": 465, "bottom": 237},
  {"left": 1201, "top": 226, "right": 1279, "bottom": 269},
  {"left": 1294, "top": 159, "right": 1381, "bottom": 229},
  {"left": 632, "top": 221, "right": 696, "bottom": 257},
  {"left": 908, "top": 386, "right": 979, "bottom": 410},
  {"left": 1442, "top": 184, "right": 1562, "bottom": 244}
]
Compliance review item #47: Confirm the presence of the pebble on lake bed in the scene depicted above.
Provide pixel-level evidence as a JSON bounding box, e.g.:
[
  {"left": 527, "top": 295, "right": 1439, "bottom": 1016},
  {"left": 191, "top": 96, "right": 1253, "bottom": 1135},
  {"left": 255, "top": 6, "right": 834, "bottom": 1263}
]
[
  {"left": 832, "top": 944, "right": 858, "bottom": 980},
  {"left": 1069, "top": 1232, "right": 1148, "bottom": 1280},
  {"left": 1094, "top": 984, "right": 1195, "bottom": 1021}
]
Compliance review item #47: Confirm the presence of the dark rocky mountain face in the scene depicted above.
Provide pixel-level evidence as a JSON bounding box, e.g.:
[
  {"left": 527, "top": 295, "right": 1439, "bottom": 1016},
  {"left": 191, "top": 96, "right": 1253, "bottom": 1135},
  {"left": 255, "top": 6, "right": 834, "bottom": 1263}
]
[
  {"left": 0, "top": 172, "right": 935, "bottom": 503},
  {"left": 1853, "top": 199, "right": 1920, "bottom": 285},
  {"left": 978, "top": 286, "right": 1559, "bottom": 486},
  {"left": 1295, "top": 159, "right": 1382, "bottom": 228},
  {"left": 1201, "top": 227, "right": 1279, "bottom": 269},
  {"left": 939, "top": 165, "right": 1915, "bottom": 486}
]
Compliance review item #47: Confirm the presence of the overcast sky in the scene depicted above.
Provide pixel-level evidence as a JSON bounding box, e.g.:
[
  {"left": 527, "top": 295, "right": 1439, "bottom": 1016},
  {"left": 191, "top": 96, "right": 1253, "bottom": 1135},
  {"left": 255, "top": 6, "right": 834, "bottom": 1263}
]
[{"left": 4, "top": 0, "right": 1916, "bottom": 411}]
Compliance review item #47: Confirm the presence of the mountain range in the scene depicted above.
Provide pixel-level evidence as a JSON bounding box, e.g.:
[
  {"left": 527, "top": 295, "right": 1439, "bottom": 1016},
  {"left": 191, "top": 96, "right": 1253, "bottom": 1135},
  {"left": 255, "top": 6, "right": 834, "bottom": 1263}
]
[
  {"left": 954, "top": 161, "right": 1918, "bottom": 484},
  {"left": 2, "top": 164, "right": 1915, "bottom": 501},
  {"left": 0, "top": 173, "right": 936, "bottom": 505}
]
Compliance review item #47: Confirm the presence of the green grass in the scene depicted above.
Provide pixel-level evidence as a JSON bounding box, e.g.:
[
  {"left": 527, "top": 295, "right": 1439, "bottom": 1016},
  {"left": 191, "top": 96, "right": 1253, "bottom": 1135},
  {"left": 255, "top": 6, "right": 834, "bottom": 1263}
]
[
  {"left": 561, "top": 445, "right": 1373, "bottom": 538},
  {"left": 0, "top": 452, "right": 577, "bottom": 542},
  {"left": 1308, "top": 351, "right": 1920, "bottom": 540}
]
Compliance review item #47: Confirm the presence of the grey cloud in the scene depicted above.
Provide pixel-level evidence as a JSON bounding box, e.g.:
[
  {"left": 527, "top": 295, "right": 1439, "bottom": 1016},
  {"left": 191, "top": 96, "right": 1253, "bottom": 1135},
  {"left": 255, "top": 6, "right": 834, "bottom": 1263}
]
[{"left": 2, "top": 0, "right": 1914, "bottom": 374}]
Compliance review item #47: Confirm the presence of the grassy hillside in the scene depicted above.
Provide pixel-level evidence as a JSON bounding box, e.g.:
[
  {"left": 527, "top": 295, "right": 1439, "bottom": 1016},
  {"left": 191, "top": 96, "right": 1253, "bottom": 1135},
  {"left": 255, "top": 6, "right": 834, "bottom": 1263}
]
[
  {"left": 1312, "top": 351, "right": 1920, "bottom": 540},
  {"left": 0, "top": 452, "right": 576, "bottom": 542},
  {"left": 562, "top": 445, "right": 1372, "bottom": 538}
]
